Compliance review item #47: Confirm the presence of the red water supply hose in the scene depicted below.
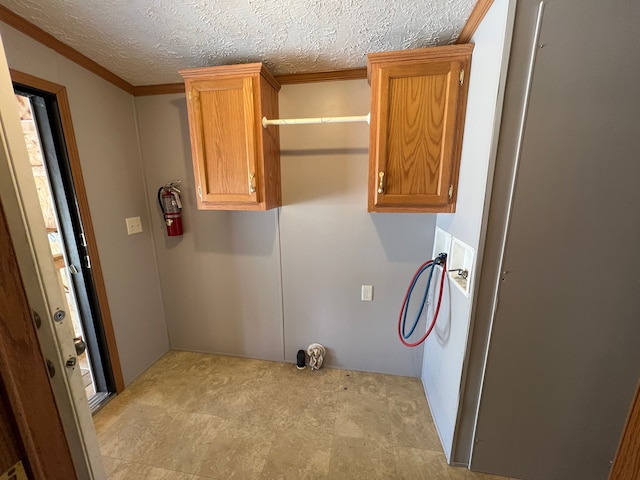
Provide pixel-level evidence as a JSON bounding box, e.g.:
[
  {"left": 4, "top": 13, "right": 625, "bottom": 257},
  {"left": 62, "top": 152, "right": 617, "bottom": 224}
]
[{"left": 398, "top": 257, "right": 447, "bottom": 347}]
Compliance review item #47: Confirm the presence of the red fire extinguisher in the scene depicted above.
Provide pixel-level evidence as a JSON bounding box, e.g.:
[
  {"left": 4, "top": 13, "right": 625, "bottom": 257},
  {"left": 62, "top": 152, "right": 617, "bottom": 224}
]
[{"left": 158, "top": 182, "right": 183, "bottom": 236}]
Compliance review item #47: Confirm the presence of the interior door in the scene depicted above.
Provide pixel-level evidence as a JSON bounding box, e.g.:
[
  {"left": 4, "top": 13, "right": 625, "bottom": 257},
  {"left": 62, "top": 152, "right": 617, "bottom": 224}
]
[
  {"left": 0, "top": 36, "right": 105, "bottom": 478},
  {"left": 468, "top": 1, "right": 640, "bottom": 478}
]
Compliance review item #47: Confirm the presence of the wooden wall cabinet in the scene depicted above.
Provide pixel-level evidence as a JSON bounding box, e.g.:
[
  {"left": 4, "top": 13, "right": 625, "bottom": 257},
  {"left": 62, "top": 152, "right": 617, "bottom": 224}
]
[
  {"left": 367, "top": 44, "right": 474, "bottom": 213},
  {"left": 179, "top": 63, "right": 281, "bottom": 210}
]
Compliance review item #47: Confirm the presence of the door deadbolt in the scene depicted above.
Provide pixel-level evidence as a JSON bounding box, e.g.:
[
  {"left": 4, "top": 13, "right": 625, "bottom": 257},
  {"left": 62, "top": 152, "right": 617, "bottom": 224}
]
[{"left": 65, "top": 357, "right": 77, "bottom": 368}]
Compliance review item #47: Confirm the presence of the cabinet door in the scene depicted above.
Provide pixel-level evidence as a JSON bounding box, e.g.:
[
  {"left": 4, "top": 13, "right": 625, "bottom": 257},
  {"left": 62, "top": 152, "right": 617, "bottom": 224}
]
[
  {"left": 189, "top": 77, "right": 259, "bottom": 206},
  {"left": 370, "top": 60, "right": 464, "bottom": 212}
]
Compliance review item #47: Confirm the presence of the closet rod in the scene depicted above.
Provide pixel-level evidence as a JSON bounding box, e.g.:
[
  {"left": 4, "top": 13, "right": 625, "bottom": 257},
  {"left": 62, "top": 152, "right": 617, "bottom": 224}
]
[{"left": 262, "top": 113, "right": 370, "bottom": 128}]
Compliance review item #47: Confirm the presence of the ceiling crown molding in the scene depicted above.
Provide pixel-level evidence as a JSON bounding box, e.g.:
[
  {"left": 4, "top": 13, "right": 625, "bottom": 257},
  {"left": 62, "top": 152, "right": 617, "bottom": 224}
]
[
  {"left": 457, "top": 0, "right": 495, "bottom": 44},
  {"left": 0, "top": 4, "right": 134, "bottom": 94}
]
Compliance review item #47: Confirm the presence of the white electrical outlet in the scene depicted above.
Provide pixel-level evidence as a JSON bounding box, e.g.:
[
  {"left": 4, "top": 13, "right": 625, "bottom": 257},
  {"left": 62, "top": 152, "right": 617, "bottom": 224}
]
[
  {"left": 361, "top": 285, "right": 373, "bottom": 302},
  {"left": 126, "top": 216, "right": 143, "bottom": 235}
]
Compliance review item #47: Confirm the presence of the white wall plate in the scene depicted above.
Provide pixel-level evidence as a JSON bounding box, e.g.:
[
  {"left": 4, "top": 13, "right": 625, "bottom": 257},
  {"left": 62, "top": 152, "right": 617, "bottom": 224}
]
[
  {"left": 433, "top": 226, "right": 452, "bottom": 259},
  {"left": 448, "top": 237, "right": 475, "bottom": 297}
]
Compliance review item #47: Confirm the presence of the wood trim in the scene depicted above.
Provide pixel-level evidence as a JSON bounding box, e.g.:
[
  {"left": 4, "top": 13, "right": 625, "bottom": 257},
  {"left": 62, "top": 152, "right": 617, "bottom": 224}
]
[
  {"left": 0, "top": 5, "right": 134, "bottom": 95},
  {"left": 10, "top": 69, "right": 64, "bottom": 95},
  {"left": 457, "top": 0, "right": 495, "bottom": 44},
  {"left": 0, "top": 199, "right": 77, "bottom": 479},
  {"left": 134, "top": 83, "right": 185, "bottom": 96},
  {"left": 610, "top": 379, "right": 640, "bottom": 480},
  {"left": 275, "top": 67, "right": 368, "bottom": 85},
  {"left": 367, "top": 44, "right": 475, "bottom": 64},
  {"left": 10, "top": 68, "right": 125, "bottom": 393},
  {"left": 132, "top": 67, "right": 370, "bottom": 96},
  {"left": 179, "top": 63, "right": 281, "bottom": 92}
]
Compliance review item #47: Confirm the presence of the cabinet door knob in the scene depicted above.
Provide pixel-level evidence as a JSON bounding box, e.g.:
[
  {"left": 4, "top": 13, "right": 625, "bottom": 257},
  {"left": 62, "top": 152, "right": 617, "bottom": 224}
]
[
  {"left": 249, "top": 172, "right": 256, "bottom": 194},
  {"left": 377, "top": 171, "right": 385, "bottom": 194}
]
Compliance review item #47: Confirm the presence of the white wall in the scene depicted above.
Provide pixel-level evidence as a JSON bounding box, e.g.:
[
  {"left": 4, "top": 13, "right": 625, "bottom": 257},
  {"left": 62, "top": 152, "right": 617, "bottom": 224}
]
[
  {"left": 135, "top": 80, "right": 435, "bottom": 376},
  {"left": 421, "top": 0, "right": 513, "bottom": 460},
  {"left": 0, "top": 23, "right": 169, "bottom": 385}
]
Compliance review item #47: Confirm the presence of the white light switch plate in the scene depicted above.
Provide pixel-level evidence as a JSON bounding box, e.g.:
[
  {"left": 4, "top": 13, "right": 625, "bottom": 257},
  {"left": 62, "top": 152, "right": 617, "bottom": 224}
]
[{"left": 126, "top": 216, "right": 143, "bottom": 235}]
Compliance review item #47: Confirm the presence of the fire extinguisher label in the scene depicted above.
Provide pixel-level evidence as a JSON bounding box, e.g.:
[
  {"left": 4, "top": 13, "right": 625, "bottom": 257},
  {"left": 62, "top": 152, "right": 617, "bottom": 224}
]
[
  {"left": 172, "top": 191, "right": 182, "bottom": 209},
  {"left": 158, "top": 181, "right": 184, "bottom": 237}
]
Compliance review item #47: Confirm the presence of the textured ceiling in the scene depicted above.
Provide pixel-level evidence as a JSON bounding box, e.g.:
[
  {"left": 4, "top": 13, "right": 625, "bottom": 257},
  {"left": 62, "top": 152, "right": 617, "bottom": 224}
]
[{"left": 0, "top": 0, "right": 475, "bottom": 86}]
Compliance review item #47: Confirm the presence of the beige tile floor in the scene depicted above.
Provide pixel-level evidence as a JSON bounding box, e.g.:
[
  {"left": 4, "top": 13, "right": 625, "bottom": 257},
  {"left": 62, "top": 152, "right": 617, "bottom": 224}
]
[{"left": 94, "top": 351, "right": 518, "bottom": 480}]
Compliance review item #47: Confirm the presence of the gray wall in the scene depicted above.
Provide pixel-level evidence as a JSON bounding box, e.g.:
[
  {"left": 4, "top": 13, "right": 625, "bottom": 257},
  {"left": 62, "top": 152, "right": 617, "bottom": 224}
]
[
  {"left": 0, "top": 23, "right": 169, "bottom": 385},
  {"left": 469, "top": 1, "right": 640, "bottom": 478},
  {"left": 135, "top": 80, "right": 434, "bottom": 376},
  {"left": 421, "top": 0, "right": 514, "bottom": 460},
  {"left": 279, "top": 81, "right": 431, "bottom": 375},
  {"left": 134, "top": 94, "right": 285, "bottom": 361}
]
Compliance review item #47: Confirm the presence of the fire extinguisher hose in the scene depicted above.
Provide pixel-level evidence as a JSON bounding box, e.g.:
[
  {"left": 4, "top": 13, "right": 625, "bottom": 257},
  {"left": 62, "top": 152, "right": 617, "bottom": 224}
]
[{"left": 157, "top": 187, "right": 166, "bottom": 214}]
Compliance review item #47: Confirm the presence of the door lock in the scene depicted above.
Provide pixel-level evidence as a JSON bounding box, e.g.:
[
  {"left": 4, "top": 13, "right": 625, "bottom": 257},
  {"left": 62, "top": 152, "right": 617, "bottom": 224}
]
[{"left": 65, "top": 357, "right": 77, "bottom": 368}]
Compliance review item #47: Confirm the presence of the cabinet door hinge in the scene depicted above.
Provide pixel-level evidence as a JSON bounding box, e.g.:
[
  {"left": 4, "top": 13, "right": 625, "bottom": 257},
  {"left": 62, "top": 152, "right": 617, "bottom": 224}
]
[
  {"left": 188, "top": 89, "right": 192, "bottom": 102},
  {"left": 459, "top": 69, "right": 465, "bottom": 86},
  {"left": 448, "top": 184, "right": 453, "bottom": 200},
  {"left": 197, "top": 185, "right": 202, "bottom": 200}
]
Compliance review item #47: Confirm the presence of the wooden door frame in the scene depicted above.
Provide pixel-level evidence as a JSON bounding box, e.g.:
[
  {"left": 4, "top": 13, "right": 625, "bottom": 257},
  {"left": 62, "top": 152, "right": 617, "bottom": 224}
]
[
  {"left": 0, "top": 195, "right": 77, "bottom": 478},
  {"left": 10, "top": 69, "right": 124, "bottom": 393},
  {"left": 610, "top": 379, "right": 640, "bottom": 479}
]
